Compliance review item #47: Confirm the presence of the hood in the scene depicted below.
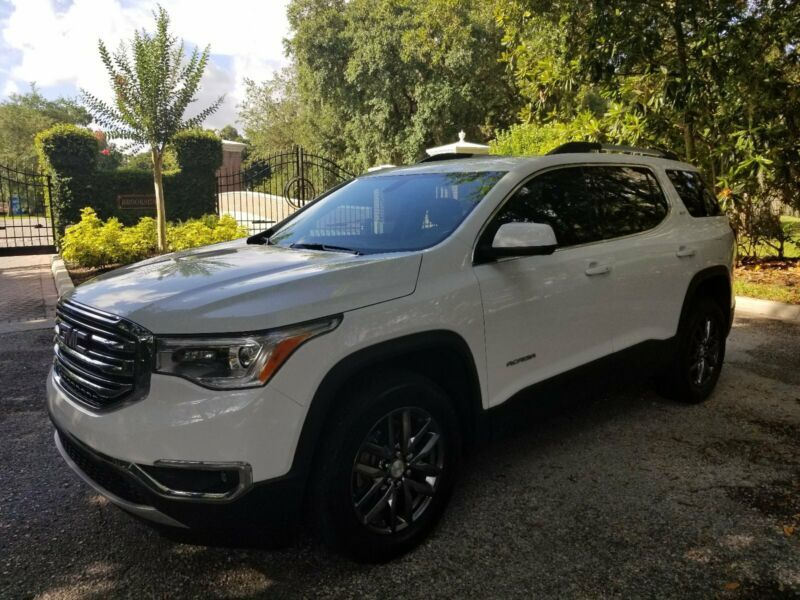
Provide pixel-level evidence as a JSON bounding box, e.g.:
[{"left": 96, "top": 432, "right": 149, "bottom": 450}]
[{"left": 66, "top": 240, "right": 422, "bottom": 334}]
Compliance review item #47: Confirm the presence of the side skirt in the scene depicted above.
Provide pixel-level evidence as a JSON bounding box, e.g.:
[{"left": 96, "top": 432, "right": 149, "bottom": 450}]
[{"left": 481, "top": 337, "right": 677, "bottom": 441}]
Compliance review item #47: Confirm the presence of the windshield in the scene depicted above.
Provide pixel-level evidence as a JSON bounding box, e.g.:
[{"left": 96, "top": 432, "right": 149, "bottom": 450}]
[{"left": 268, "top": 171, "right": 506, "bottom": 254}]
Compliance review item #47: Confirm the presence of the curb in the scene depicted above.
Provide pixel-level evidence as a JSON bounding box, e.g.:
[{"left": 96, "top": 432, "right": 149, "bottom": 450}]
[
  {"left": 735, "top": 295, "right": 800, "bottom": 323},
  {"left": 50, "top": 255, "right": 74, "bottom": 298}
]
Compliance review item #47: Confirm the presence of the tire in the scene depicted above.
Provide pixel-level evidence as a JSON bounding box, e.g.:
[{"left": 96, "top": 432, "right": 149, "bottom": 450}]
[
  {"left": 310, "top": 369, "right": 462, "bottom": 562},
  {"left": 660, "top": 297, "right": 726, "bottom": 404}
]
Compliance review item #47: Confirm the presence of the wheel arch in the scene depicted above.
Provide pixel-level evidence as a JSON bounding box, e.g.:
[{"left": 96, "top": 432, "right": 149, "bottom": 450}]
[
  {"left": 289, "top": 330, "right": 484, "bottom": 490},
  {"left": 679, "top": 266, "right": 733, "bottom": 334}
]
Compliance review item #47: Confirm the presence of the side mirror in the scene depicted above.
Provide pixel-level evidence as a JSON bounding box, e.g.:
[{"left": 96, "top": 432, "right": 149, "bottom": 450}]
[{"left": 485, "top": 222, "right": 558, "bottom": 258}]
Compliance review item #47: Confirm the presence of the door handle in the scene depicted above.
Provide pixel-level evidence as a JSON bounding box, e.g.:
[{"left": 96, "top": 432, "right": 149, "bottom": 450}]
[
  {"left": 585, "top": 262, "right": 611, "bottom": 276},
  {"left": 676, "top": 246, "right": 696, "bottom": 258}
]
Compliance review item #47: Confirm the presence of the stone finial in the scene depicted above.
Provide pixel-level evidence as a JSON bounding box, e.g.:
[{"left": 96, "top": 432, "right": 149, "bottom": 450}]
[{"left": 458, "top": 130, "right": 466, "bottom": 142}]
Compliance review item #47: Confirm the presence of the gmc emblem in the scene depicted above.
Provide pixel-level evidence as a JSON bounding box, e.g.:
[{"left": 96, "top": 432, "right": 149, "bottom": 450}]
[{"left": 60, "top": 323, "right": 89, "bottom": 352}]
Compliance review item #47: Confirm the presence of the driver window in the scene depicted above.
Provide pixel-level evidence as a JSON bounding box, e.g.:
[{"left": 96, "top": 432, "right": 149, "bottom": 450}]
[{"left": 485, "top": 167, "right": 600, "bottom": 248}]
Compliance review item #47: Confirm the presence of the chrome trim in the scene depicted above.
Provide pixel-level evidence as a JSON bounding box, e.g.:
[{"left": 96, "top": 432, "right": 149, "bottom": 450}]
[
  {"left": 54, "top": 431, "right": 188, "bottom": 529},
  {"left": 132, "top": 460, "right": 254, "bottom": 502},
  {"left": 55, "top": 426, "right": 253, "bottom": 504},
  {"left": 55, "top": 339, "right": 134, "bottom": 377},
  {"left": 54, "top": 298, "right": 154, "bottom": 411},
  {"left": 53, "top": 357, "right": 131, "bottom": 399}
]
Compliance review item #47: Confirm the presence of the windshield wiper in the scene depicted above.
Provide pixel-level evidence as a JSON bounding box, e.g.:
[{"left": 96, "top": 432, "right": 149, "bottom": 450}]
[{"left": 289, "top": 242, "right": 362, "bottom": 255}]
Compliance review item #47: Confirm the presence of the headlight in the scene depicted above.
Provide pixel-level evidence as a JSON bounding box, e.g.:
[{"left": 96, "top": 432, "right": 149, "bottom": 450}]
[{"left": 154, "top": 316, "right": 341, "bottom": 389}]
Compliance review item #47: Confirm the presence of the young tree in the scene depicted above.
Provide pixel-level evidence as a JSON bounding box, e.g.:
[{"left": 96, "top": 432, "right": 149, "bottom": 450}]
[{"left": 82, "top": 6, "right": 223, "bottom": 251}]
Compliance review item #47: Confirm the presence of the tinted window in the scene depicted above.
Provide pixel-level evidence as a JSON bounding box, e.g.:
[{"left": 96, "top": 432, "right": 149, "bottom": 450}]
[
  {"left": 666, "top": 170, "right": 722, "bottom": 217},
  {"left": 586, "top": 166, "right": 668, "bottom": 239},
  {"left": 486, "top": 167, "right": 600, "bottom": 247},
  {"left": 269, "top": 171, "right": 505, "bottom": 254}
]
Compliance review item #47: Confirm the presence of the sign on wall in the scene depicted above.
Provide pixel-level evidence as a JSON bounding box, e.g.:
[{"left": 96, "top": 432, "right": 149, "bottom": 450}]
[{"left": 117, "top": 194, "right": 156, "bottom": 210}]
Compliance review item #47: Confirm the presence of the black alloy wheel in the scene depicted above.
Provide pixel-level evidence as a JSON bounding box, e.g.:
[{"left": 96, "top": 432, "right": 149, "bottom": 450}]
[
  {"left": 311, "top": 370, "right": 461, "bottom": 562},
  {"left": 659, "top": 297, "right": 726, "bottom": 403},
  {"left": 687, "top": 312, "right": 722, "bottom": 388},
  {"left": 351, "top": 407, "right": 444, "bottom": 534}
]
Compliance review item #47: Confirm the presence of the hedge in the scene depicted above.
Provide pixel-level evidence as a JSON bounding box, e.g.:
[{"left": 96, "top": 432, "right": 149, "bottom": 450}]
[
  {"left": 173, "top": 129, "right": 223, "bottom": 172},
  {"left": 77, "top": 169, "right": 218, "bottom": 226},
  {"left": 35, "top": 124, "right": 98, "bottom": 175},
  {"left": 36, "top": 126, "right": 222, "bottom": 239}
]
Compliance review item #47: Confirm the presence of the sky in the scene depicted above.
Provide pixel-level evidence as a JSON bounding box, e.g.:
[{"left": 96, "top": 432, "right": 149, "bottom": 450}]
[{"left": 0, "top": 0, "right": 291, "bottom": 130}]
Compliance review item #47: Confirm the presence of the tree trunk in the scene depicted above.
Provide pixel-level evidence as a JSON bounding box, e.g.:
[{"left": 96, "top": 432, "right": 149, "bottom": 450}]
[
  {"left": 672, "top": 12, "right": 696, "bottom": 161},
  {"left": 151, "top": 148, "right": 167, "bottom": 252}
]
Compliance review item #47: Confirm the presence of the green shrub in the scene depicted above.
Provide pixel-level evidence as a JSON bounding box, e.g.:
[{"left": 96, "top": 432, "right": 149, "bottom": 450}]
[
  {"left": 35, "top": 124, "right": 98, "bottom": 174},
  {"left": 172, "top": 129, "right": 223, "bottom": 172},
  {"left": 167, "top": 215, "right": 246, "bottom": 251},
  {"left": 490, "top": 122, "right": 575, "bottom": 156},
  {"left": 61, "top": 207, "right": 247, "bottom": 267}
]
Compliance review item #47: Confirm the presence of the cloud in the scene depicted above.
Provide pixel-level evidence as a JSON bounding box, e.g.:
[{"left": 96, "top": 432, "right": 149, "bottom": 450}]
[{"left": 0, "top": 0, "right": 290, "bottom": 130}]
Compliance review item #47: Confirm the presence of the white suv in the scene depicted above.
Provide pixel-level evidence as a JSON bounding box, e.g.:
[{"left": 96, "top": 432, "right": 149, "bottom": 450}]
[{"left": 48, "top": 143, "right": 735, "bottom": 561}]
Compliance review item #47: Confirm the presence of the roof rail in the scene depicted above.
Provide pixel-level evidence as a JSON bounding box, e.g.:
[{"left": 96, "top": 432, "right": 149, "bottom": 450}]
[
  {"left": 417, "top": 152, "right": 480, "bottom": 163},
  {"left": 547, "top": 142, "right": 679, "bottom": 161}
]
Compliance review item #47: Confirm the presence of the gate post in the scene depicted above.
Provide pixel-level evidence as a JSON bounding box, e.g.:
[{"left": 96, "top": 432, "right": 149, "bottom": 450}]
[{"left": 45, "top": 173, "right": 57, "bottom": 251}]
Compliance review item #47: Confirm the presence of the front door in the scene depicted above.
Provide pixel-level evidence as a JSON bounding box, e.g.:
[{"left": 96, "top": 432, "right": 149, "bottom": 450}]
[{"left": 473, "top": 166, "right": 618, "bottom": 408}]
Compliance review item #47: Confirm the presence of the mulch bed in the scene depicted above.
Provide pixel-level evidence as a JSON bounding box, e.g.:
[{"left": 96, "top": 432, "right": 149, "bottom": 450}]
[
  {"left": 736, "top": 257, "right": 800, "bottom": 288},
  {"left": 735, "top": 257, "right": 799, "bottom": 304},
  {"left": 66, "top": 265, "right": 119, "bottom": 287}
]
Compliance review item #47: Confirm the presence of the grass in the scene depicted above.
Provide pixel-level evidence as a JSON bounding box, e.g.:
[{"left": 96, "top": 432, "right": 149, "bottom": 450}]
[{"left": 734, "top": 279, "right": 800, "bottom": 305}]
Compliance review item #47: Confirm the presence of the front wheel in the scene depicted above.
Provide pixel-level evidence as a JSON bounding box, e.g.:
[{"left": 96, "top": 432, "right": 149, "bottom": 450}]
[
  {"left": 660, "top": 297, "right": 726, "bottom": 403},
  {"left": 310, "top": 371, "right": 461, "bottom": 562}
]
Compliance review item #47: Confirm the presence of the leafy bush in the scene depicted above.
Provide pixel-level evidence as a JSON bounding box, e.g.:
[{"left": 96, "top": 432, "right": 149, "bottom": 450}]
[
  {"left": 491, "top": 121, "right": 576, "bottom": 155},
  {"left": 61, "top": 207, "right": 247, "bottom": 267},
  {"left": 172, "top": 129, "right": 223, "bottom": 172},
  {"left": 167, "top": 214, "right": 246, "bottom": 251}
]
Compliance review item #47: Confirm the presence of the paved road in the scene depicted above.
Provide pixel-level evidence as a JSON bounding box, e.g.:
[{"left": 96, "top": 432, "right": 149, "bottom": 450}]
[
  {"left": 0, "top": 255, "right": 57, "bottom": 330},
  {"left": 1, "top": 316, "right": 798, "bottom": 599},
  {"left": 0, "top": 216, "right": 54, "bottom": 249}
]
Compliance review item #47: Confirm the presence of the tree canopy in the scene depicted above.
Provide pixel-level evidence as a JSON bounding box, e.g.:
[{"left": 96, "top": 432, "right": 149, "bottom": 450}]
[
  {"left": 242, "top": 0, "right": 520, "bottom": 171},
  {"left": 241, "top": 0, "right": 798, "bottom": 218},
  {"left": 0, "top": 85, "right": 91, "bottom": 170},
  {"left": 493, "top": 0, "right": 800, "bottom": 211}
]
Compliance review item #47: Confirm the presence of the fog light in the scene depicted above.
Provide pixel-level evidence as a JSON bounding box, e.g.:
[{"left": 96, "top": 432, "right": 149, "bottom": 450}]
[{"left": 133, "top": 460, "right": 252, "bottom": 501}]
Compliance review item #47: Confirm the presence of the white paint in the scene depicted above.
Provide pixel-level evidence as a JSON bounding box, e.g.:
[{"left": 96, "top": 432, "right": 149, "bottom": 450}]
[{"left": 48, "top": 151, "right": 735, "bottom": 528}]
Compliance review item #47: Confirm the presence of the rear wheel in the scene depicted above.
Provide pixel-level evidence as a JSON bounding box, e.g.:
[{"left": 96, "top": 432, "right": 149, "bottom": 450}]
[
  {"left": 310, "top": 370, "right": 461, "bottom": 562},
  {"left": 660, "top": 297, "right": 726, "bottom": 403}
]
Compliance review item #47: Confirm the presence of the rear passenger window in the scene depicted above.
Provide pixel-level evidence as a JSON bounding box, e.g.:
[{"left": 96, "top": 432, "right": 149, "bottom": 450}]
[
  {"left": 487, "top": 167, "right": 601, "bottom": 247},
  {"left": 666, "top": 170, "right": 722, "bottom": 217},
  {"left": 585, "top": 166, "right": 668, "bottom": 239}
]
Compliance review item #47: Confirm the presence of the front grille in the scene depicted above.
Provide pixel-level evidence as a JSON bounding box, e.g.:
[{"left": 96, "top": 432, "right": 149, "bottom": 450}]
[
  {"left": 54, "top": 299, "right": 152, "bottom": 410},
  {"left": 58, "top": 430, "right": 150, "bottom": 506}
]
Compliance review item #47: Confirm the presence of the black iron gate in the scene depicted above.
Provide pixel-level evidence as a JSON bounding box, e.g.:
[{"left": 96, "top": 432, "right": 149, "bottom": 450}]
[
  {"left": 217, "top": 146, "right": 354, "bottom": 234},
  {"left": 0, "top": 164, "right": 55, "bottom": 256}
]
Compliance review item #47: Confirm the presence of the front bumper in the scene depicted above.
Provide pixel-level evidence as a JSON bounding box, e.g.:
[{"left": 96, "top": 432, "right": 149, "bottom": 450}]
[
  {"left": 48, "top": 365, "right": 310, "bottom": 533},
  {"left": 53, "top": 424, "right": 304, "bottom": 533},
  {"left": 47, "top": 367, "right": 306, "bottom": 482}
]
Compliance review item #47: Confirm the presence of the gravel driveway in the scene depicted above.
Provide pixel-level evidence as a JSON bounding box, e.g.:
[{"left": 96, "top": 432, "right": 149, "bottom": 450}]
[{"left": 1, "top": 315, "right": 798, "bottom": 599}]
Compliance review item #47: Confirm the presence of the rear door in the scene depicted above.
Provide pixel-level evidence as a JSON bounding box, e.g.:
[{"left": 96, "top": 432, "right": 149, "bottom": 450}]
[{"left": 583, "top": 165, "right": 687, "bottom": 350}]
